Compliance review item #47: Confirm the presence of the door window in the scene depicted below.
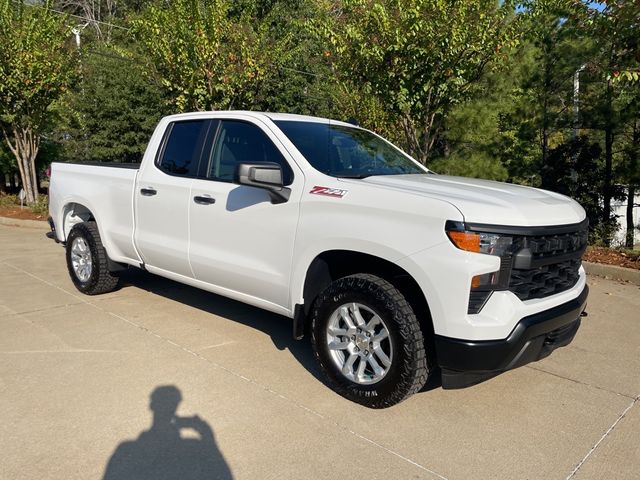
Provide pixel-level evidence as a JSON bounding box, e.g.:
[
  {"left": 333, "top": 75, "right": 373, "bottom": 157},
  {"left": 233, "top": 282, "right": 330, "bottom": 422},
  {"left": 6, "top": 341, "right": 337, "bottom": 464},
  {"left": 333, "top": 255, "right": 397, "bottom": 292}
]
[
  {"left": 157, "top": 120, "right": 209, "bottom": 176},
  {"left": 208, "top": 120, "right": 293, "bottom": 184}
]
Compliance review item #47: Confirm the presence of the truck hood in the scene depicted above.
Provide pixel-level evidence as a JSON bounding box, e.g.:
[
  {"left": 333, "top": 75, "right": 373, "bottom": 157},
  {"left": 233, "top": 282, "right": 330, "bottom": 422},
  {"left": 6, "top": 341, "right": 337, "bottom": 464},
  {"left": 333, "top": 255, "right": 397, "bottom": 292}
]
[{"left": 358, "top": 174, "right": 586, "bottom": 227}]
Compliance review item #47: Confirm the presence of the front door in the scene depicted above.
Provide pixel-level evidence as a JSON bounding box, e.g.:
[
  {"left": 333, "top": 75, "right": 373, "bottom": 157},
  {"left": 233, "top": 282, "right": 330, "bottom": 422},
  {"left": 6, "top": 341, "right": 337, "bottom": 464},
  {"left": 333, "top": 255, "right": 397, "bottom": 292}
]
[{"left": 188, "top": 118, "right": 302, "bottom": 310}]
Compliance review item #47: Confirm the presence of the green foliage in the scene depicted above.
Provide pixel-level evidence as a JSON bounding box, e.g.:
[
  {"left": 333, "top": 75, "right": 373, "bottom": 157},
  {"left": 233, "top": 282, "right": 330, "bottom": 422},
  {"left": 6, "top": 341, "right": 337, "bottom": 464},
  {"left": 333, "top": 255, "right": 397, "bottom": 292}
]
[
  {"left": 130, "top": 0, "right": 294, "bottom": 111},
  {"left": 241, "top": 0, "right": 336, "bottom": 116},
  {"left": 0, "top": 0, "right": 636, "bottom": 245},
  {"left": 0, "top": 0, "right": 76, "bottom": 203},
  {"left": 440, "top": 67, "right": 526, "bottom": 181},
  {"left": 430, "top": 151, "right": 508, "bottom": 181},
  {"left": 329, "top": 82, "right": 404, "bottom": 146},
  {"left": 54, "top": 48, "right": 170, "bottom": 163},
  {"left": 0, "top": 0, "right": 75, "bottom": 131},
  {"left": 598, "top": 0, "right": 640, "bottom": 84},
  {"left": 29, "top": 194, "right": 48, "bottom": 216},
  {"left": 540, "top": 136, "right": 623, "bottom": 244},
  {"left": 0, "top": 192, "right": 17, "bottom": 207},
  {"left": 316, "top": 0, "right": 522, "bottom": 164},
  {"left": 0, "top": 139, "right": 15, "bottom": 173}
]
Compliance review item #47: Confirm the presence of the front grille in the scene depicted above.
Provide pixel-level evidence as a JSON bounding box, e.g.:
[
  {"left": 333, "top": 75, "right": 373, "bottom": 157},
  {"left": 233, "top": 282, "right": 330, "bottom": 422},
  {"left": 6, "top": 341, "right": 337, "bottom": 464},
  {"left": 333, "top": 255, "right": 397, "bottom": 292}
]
[
  {"left": 509, "top": 258, "right": 581, "bottom": 301},
  {"left": 507, "top": 224, "right": 587, "bottom": 301},
  {"left": 518, "top": 229, "right": 588, "bottom": 260}
]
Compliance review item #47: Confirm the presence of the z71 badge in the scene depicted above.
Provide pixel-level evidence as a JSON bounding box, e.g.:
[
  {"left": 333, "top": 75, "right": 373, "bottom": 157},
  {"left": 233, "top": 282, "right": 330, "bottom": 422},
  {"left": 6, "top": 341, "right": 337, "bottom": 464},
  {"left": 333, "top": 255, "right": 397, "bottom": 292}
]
[{"left": 309, "top": 186, "right": 348, "bottom": 198}]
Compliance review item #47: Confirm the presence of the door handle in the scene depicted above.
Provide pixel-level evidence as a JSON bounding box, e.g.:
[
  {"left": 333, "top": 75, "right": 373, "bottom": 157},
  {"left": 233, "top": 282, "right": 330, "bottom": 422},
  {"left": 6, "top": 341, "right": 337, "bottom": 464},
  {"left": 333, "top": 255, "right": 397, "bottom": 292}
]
[
  {"left": 140, "top": 187, "right": 157, "bottom": 196},
  {"left": 193, "top": 195, "right": 216, "bottom": 205}
]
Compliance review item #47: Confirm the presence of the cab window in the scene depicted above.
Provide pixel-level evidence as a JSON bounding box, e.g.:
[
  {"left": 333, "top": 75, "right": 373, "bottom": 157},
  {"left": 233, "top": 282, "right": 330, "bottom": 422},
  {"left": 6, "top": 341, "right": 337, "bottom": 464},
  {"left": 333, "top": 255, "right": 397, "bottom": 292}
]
[
  {"left": 157, "top": 120, "right": 209, "bottom": 176},
  {"left": 208, "top": 120, "right": 293, "bottom": 185}
]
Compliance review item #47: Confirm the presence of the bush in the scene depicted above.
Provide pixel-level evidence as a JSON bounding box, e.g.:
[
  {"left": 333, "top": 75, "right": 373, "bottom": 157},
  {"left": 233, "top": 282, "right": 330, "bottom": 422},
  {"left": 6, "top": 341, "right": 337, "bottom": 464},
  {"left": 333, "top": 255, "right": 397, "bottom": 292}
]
[
  {"left": 30, "top": 195, "right": 48, "bottom": 216},
  {"left": 0, "top": 193, "right": 18, "bottom": 207}
]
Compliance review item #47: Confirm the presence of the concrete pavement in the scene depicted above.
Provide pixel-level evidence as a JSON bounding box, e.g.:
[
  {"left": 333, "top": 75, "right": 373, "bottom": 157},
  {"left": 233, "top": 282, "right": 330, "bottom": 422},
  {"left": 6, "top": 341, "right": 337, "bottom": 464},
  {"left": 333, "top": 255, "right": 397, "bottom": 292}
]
[{"left": 1, "top": 223, "right": 638, "bottom": 479}]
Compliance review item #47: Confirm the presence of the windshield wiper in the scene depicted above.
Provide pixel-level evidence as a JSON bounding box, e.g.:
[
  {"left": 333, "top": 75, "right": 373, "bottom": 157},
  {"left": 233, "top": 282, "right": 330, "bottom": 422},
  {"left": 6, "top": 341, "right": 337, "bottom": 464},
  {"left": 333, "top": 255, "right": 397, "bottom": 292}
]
[{"left": 336, "top": 173, "right": 372, "bottom": 179}]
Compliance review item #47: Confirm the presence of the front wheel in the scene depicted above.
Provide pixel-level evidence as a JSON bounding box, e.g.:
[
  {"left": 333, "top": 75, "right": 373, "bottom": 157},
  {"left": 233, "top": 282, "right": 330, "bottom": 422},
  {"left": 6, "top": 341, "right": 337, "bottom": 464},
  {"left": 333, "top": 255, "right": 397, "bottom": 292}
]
[
  {"left": 311, "top": 274, "right": 429, "bottom": 408},
  {"left": 66, "top": 221, "right": 119, "bottom": 295}
]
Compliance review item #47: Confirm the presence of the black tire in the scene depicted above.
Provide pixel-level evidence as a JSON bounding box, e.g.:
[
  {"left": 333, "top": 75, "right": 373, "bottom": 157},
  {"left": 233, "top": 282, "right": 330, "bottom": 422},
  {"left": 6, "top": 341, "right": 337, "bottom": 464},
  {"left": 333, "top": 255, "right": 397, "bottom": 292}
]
[
  {"left": 66, "top": 221, "right": 119, "bottom": 295},
  {"left": 311, "top": 274, "right": 429, "bottom": 408}
]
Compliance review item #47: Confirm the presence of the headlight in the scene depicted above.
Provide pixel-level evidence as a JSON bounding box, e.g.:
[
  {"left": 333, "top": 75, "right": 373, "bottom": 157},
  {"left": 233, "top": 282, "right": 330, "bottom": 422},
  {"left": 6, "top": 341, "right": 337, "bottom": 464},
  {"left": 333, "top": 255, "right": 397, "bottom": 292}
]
[
  {"left": 445, "top": 220, "right": 514, "bottom": 314},
  {"left": 445, "top": 222, "right": 513, "bottom": 256}
]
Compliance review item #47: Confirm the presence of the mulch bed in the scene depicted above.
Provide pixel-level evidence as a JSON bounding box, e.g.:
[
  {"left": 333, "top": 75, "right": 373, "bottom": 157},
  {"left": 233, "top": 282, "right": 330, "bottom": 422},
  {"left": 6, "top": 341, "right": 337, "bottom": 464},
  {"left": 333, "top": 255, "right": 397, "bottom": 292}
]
[
  {"left": 584, "top": 246, "right": 640, "bottom": 271},
  {"left": 0, "top": 206, "right": 47, "bottom": 221}
]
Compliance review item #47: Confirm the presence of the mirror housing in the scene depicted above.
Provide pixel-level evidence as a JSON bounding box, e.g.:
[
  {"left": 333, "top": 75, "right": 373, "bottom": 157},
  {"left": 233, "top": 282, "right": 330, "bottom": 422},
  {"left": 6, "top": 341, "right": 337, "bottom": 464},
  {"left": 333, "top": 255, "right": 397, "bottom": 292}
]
[{"left": 234, "top": 162, "right": 290, "bottom": 203}]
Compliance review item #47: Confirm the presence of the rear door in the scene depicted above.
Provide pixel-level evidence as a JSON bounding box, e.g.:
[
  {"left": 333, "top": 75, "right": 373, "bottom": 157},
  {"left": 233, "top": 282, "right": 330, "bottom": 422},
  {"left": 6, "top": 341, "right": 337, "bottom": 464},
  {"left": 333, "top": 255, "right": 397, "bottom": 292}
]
[
  {"left": 134, "top": 119, "right": 212, "bottom": 277},
  {"left": 188, "top": 118, "right": 303, "bottom": 309}
]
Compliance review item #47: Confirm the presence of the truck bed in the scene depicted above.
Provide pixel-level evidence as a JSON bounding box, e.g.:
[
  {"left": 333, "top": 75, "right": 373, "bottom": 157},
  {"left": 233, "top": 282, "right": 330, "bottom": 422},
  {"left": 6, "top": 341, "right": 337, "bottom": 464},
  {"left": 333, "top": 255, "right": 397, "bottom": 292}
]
[
  {"left": 65, "top": 161, "right": 141, "bottom": 169},
  {"left": 48, "top": 162, "right": 141, "bottom": 265}
]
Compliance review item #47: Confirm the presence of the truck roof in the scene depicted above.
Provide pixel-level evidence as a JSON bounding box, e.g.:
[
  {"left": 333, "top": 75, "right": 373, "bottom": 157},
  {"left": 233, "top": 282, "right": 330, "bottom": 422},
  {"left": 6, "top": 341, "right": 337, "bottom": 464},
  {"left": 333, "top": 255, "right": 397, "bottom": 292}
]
[{"left": 161, "top": 111, "right": 356, "bottom": 128}]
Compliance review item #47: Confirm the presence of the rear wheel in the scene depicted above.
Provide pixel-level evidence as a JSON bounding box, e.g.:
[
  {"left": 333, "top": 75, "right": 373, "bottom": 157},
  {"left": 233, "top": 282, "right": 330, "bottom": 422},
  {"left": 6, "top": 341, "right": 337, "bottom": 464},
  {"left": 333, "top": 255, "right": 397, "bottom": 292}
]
[
  {"left": 311, "top": 274, "right": 429, "bottom": 408},
  {"left": 66, "top": 222, "right": 119, "bottom": 295}
]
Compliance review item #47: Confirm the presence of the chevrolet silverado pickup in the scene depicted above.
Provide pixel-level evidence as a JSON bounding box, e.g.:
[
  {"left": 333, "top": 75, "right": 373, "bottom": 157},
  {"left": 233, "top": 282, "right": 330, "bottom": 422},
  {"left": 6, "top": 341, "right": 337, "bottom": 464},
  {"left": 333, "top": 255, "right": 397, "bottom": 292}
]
[{"left": 48, "top": 111, "right": 589, "bottom": 408}]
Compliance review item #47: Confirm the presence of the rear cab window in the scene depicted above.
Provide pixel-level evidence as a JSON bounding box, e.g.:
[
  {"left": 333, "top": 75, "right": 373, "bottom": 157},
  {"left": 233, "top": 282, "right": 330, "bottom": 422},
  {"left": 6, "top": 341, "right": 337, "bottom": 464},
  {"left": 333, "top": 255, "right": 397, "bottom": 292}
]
[{"left": 157, "top": 120, "right": 210, "bottom": 177}]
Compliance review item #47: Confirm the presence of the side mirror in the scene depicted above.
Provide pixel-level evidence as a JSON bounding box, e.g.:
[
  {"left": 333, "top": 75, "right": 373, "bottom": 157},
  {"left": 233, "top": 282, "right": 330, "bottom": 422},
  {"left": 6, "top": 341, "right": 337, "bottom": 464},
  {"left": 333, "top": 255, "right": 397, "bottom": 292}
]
[{"left": 234, "top": 162, "right": 290, "bottom": 203}]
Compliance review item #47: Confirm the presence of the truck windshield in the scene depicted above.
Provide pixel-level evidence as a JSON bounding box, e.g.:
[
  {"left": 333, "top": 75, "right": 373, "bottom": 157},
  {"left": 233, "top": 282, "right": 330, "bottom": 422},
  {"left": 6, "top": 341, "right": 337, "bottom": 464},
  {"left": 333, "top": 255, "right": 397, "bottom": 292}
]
[{"left": 274, "top": 120, "right": 427, "bottom": 178}]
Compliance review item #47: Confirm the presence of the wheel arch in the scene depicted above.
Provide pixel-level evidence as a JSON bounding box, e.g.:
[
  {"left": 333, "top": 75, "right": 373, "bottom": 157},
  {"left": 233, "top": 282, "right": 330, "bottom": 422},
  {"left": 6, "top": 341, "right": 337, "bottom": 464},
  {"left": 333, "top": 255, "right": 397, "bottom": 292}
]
[
  {"left": 297, "top": 250, "right": 435, "bottom": 356},
  {"left": 61, "top": 201, "right": 97, "bottom": 241}
]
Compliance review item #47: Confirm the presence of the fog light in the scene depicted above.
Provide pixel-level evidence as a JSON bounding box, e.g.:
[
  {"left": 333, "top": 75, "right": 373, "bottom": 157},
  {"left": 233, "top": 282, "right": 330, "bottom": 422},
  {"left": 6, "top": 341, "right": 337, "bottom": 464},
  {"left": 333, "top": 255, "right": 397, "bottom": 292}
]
[{"left": 471, "top": 272, "right": 500, "bottom": 289}]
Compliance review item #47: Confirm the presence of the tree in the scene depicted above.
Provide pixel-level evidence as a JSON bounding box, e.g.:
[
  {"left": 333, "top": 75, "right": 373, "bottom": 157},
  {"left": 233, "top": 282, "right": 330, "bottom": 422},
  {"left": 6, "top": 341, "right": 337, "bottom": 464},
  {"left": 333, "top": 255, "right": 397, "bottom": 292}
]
[
  {"left": 130, "top": 0, "right": 294, "bottom": 112},
  {"left": 0, "top": 139, "right": 15, "bottom": 193},
  {"left": 316, "top": 0, "right": 522, "bottom": 165},
  {"left": 237, "top": 0, "right": 337, "bottom": 117},
  {"left": 543, "top": 136, "right": 609, "bottom": 243},
  {"left": 0, "top": 0, "right": 76, "bottom": 204},
  {"left": 578, "top": 0, "right": 640, "bottom": 245},
  {"left": 54, "top": 47, "right": 170, "bottom": 163},
  {"left": 521, "top": 0, "right": 593, "bottom": 172},
  {"left": 602, "top": 1, "right": 640, "bottom": 247}
]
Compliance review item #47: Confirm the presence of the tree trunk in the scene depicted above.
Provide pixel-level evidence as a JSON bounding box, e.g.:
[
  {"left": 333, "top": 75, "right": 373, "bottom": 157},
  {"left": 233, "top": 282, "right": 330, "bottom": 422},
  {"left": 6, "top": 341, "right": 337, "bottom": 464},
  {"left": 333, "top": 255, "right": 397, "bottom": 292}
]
[
  {"left": 626, "top": 120, "right": 639, "bottom": 249},
  {"left": 540, "top": 40, "right": 552, "bottom": 186},
  {"left": 626, "top": 185, "right": 636, "bottom": 248},
  {"left": 401, "top": 110, "right": 439, "bottom": 166},
  {"left": 2, "top": 126, "right": 40, "bottom": 205},
  {"left": 602, "top": 81, "right": 614, "bottom": 247}
]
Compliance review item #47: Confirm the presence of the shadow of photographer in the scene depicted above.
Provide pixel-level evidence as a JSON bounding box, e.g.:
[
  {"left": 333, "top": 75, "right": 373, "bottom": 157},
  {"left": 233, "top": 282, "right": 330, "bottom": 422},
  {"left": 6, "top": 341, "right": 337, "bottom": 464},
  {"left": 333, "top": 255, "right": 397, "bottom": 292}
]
[{"left": 103, "top": 385, "right": 232, "bottom": 480}]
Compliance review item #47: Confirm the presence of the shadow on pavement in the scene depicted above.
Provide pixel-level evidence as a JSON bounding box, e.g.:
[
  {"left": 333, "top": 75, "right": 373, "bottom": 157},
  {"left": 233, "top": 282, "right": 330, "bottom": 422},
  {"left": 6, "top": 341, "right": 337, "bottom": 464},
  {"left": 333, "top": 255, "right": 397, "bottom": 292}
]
[
  {"left": 117, "top": 269, "right": 323, "bottom": 382},
  {"left": 103, "top": 385, "right": 232, "bottom": 480}
]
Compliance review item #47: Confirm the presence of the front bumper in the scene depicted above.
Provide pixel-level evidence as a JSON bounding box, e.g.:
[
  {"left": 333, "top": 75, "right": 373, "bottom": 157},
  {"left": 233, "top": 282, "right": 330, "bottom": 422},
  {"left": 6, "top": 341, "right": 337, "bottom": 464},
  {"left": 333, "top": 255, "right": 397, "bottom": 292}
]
[{"left": 435, "top": 285, "right": 588, "bottom": 389}]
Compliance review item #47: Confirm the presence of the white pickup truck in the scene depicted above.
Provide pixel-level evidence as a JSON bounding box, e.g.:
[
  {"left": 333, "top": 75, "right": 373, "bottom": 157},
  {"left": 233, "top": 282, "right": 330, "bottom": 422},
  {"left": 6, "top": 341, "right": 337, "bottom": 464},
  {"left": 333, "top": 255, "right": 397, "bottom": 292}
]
[{"left": 48, "top": 111, "right": 589, "bottom": 408}]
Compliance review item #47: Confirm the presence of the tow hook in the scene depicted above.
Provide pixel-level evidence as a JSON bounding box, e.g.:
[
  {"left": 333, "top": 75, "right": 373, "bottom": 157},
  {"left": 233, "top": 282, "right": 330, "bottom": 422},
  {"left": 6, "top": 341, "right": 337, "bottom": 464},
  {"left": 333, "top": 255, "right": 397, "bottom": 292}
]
[{"left": 580, "top": 311, "right": 588, "bottom": 317}]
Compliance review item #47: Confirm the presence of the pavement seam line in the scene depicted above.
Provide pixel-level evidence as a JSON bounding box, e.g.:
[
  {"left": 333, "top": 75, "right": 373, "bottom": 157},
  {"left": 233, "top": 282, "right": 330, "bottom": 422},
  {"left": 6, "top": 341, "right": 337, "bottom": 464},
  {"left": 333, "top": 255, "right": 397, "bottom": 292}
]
[
  {"left": 565, "top": 394, "right": 639, "bottom": 479},
  {"left": 3, "top": 261, "right": 449, "bottom": 480},
  {"left": 525, "top": 365, "right": 636, "bottom": 400},
  {"left": 1, "top": 301, "right": 87, "bottom": 317}
]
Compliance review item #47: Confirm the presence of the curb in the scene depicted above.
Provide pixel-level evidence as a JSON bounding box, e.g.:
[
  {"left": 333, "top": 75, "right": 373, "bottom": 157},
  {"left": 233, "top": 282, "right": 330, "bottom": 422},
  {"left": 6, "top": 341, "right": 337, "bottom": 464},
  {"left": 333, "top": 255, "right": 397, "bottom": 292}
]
[
  {"left": 0, "top": 216, "right": 48, "bottom": 230},
  {"left": 584, "top": 261, "right": 640, "bottom": 286}
]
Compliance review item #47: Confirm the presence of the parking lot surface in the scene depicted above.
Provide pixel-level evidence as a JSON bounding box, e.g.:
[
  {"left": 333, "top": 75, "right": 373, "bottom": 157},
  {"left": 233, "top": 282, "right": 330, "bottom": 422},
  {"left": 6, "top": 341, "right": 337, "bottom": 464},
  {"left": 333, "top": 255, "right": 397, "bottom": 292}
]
[{"left": 1, "top": 223, "right": 639, "bottom": 479}]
